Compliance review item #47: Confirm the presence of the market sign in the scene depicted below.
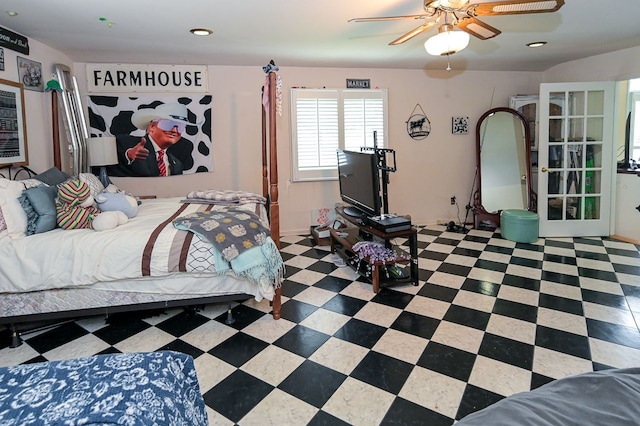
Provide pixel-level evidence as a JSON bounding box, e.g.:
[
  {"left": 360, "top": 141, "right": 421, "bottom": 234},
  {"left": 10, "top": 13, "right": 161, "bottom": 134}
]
[
  {"left": 0, "top": 26, "right": 29, "bottom": 55},
  {"left": 346, "top": 79, "right": 370, "bottom": 89}
]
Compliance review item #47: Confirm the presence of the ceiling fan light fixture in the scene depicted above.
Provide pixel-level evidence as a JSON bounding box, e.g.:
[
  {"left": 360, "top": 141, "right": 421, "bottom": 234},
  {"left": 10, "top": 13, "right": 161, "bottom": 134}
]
[
  {"left": 527, "top": 41, "right": 547, "bottom": 48},
  {"left": 434, "top": 0, "right": 469, "bottom": 9},
  {"left": 424, "top": 24, "right": 470, "bottom": 56},
  {"left": 190, "top": 28, "right": 213, "bottom": 36}
]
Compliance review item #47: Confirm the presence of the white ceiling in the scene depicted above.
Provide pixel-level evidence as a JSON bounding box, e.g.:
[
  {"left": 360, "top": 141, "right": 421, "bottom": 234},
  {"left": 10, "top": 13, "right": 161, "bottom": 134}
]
[{"left": 1, "top": 0, "right": 639, "bottom": 72}]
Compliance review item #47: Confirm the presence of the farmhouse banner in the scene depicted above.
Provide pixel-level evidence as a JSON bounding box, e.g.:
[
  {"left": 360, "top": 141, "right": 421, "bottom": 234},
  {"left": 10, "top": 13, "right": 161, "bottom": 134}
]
[{"left": 86, "top": 64, "right": 208, "bottom": 93}]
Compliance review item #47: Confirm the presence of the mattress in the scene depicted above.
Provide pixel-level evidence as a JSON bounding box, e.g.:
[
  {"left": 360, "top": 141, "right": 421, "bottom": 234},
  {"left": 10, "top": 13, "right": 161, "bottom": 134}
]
[{"left": 0, "top": 197, "right": 273, "bottom": 294}]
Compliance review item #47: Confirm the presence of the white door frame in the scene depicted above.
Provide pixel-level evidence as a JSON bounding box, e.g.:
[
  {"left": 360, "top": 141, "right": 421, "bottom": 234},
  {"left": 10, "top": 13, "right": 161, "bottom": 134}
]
[{"left": 538, "top": 81, "right": 616, "bottom": 237}]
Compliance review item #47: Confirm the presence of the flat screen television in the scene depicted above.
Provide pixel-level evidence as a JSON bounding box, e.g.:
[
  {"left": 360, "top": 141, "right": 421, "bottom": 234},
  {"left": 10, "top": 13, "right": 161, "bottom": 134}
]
[{"left": 337, "top": 149, "right": 381, "bottom": 218}]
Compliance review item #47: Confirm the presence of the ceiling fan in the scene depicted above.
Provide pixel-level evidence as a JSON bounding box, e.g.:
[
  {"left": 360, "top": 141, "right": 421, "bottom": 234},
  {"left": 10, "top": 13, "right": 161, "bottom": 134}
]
[{"left": 349, "top": 0, "right": 565, "bottom": 50}]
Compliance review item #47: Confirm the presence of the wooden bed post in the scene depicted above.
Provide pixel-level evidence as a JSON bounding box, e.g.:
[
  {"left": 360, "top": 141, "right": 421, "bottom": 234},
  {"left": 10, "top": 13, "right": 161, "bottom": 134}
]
[
  {"left": 261, "top": 91, "right": 269, "bottom": 201},
  {"left": 51, "top": 90, "right": 62, "bottom": 170},
  {"left": 264, "top": 71, "right": 280, "bottom": 249}
]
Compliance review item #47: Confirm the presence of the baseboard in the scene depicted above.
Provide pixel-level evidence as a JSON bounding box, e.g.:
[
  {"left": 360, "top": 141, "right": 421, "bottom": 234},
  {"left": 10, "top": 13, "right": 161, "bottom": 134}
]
[{"left": 610, "top": 234, "right": 640, "bottom": 245}]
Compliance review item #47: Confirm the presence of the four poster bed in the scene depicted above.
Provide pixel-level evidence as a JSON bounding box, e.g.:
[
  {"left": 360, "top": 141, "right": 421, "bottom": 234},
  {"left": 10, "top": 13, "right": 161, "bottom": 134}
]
[{"left": 0, "top": 71, "right": 282, "bottom": 347}]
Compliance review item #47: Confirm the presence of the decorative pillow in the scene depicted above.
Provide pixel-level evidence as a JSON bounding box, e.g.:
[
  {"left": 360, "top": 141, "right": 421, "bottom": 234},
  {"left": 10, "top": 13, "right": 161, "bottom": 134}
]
[
  {"left": 20, "top": 178, "right": 45, "bottom": 189},
  {"left": 0, "top": 206, "right": 6, "bottom": 232},
  {"left": 0, "top": 178, "right": 28, "bottom": 238},
  {"left": 34, "top": 167, "right": 71, "bottom": 186},
  {"left": 19, "top": 185, "right": 58, "bottom": 235},
  {"left": 79, "top": 173, "right": 105, "bottom": 199}
]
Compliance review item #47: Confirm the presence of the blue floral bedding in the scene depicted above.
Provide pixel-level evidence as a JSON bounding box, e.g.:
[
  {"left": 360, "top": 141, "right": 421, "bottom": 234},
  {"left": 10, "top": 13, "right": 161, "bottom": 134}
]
[{"left": 0, "top": 351, "right": 208, "bottom": 425}]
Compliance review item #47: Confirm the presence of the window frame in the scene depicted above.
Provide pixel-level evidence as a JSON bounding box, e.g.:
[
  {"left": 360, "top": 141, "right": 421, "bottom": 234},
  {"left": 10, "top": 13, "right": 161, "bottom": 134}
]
[
  {"left": 629, "top": 91, "right": 640, "bottom": 165},
  {"left": 290, "top": 88, "right": 388, "bottom": 182}
]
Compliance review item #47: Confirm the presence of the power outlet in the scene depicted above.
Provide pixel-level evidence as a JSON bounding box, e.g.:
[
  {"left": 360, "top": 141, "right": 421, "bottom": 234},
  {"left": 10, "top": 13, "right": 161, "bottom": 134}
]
[{"left": 450, "top": 196, "right": 456, "bottom": 205}]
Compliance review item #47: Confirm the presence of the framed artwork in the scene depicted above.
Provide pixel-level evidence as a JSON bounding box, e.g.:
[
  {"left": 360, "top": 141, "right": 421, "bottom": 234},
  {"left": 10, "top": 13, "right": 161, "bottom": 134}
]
[
  {"left": 452, "top": 116, "right": 469, "bottom": 135},
  {"left": 16, "top": 56, "right": 44, "bottom": 91},
  {"left": 0, "top": 48, "right": 4, "bottom": 71},
  {"left": 0, "top": 78, "right": 29, "bottom": 166},
  {"left": 87, "top": 95, "right": 212, "bottom": 177}
]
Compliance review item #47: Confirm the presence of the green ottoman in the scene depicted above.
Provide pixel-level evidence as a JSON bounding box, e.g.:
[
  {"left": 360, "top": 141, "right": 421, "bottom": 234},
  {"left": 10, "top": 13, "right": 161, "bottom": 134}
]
[{"left": 500, "top": 209, "right": 539, "bottom": 243}]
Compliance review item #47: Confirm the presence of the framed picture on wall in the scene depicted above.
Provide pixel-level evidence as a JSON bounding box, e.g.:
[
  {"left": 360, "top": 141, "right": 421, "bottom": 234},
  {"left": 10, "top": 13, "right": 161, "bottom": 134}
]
[
  {"left": 16, "top": 56, "right": 44, "bottom": 91},
  {"left": 0, "top": 78, "right": 29, "bottom": 166}
]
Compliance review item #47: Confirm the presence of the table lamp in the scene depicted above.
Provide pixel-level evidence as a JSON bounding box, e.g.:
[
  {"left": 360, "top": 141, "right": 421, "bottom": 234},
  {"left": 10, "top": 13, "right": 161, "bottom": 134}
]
[{"left": 86, "top": 136, "right": 118, "bottom": 187}]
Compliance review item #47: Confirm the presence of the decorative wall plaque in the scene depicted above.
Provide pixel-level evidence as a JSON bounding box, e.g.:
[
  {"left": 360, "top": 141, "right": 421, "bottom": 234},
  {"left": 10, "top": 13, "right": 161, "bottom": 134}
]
[
  {"left": 452, "top": 116, "right": 469, "bottom": 134},
  {"left": 406, "top": 104, "right": 431, "bottom": 140}
]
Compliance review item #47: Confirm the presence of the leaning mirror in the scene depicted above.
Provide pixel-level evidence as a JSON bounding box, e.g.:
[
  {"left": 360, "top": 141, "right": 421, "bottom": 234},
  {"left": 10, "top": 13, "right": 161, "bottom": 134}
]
[{"left": 473, "top": 107, "right": 535, "bottom": 230}]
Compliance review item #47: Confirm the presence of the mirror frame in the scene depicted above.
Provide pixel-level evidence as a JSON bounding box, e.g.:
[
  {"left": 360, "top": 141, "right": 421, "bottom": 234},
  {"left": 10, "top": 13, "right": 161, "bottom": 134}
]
[{"left": 473, "top": 107, "right": 536, "bottom": 230}]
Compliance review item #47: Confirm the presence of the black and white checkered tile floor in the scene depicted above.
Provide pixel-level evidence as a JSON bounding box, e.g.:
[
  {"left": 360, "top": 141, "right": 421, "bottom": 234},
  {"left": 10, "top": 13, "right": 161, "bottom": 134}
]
[{"left": 2, "top": 226, "right": 640, "bottom": 425}]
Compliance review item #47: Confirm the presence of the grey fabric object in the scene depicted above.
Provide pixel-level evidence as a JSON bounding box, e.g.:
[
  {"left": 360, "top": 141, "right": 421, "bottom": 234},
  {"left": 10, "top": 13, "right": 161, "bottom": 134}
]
[
  {"left": 19, "top": 185, "right": 58, "bottom": 235},
  {"left": 456, "top": 368, "right": 640, "bottom": 426},
  {"left": 34, "top": 167, "right": 71, "bottom": 186}
]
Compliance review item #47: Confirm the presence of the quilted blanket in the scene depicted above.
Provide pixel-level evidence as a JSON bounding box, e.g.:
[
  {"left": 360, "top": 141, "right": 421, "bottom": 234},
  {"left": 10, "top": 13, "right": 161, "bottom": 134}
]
[
  {"left": 183, "top": 189, "right": 266, "bottom": 205},
  {"left": 172, "top": 208, "right": 284, "bottom": 289},
  {"left": 0, "top": 351, "right": 208, "bottom": 425}
]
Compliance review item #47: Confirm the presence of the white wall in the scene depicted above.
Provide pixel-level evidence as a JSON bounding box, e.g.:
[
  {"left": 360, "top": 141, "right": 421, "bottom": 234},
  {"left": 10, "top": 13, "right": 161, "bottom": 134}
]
[
  {"left": 0, "top": 27, "right": 558, "bottom": 236},
  {"left": 73, "top": 65, "right": 541, "bottom": 234},
  {"left": 8, "top": 29, "right": 639, "bottom": 239}
]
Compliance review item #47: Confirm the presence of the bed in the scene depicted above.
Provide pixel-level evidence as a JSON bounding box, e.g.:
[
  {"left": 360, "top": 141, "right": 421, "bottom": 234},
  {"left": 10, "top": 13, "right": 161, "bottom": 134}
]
[
  {"left": 0, "top": 350, "right": 208, "bottom": 425},
  {"left": 455, "top": 368, "right": 640, "bottom": 426},
  {"left": 0, "top": 70, "right": 283, "bottom": 347}
]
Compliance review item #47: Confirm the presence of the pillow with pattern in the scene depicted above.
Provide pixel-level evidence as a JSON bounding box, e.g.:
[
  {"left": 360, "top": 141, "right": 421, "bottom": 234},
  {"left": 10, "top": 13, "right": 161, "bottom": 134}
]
[
  {"left": 20, "top": 178, "right": 45, "bottom": 189},
  {"left": 0, "top": 206, "right": 6, "bottom": 232},
  {"left": 79, "top": 173, "right": 105, "bottom": 200}
]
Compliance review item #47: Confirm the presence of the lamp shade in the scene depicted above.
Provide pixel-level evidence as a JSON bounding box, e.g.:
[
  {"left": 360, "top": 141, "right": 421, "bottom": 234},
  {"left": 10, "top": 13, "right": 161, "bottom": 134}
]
[
  {"left": 87, "top": 136, "right": 118, "bottom": 166},
  {"left": 424, "top": 25, "right": 470, "bottom": 56}
]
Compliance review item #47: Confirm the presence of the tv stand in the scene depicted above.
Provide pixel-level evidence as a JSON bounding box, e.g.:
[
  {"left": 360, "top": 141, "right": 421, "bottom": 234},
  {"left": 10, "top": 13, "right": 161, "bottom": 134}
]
[
  {"left": 342, "top": 206, "right": 365, "bottom": 218},
  {"left": 330, "top": 206, "right": 418, "bottom": 293}
]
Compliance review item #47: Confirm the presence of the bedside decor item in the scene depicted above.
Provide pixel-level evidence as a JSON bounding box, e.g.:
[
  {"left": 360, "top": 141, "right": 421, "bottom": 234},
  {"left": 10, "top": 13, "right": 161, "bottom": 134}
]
[
  {"left": 406, "top": 104, "right": 431, "bottom": 140},
  {"left": 86, "top": 136, "right": 117, "bottom": 187},
  {"left": 0, "top": 78, "right": 28, "bottom": 167},
  {"left": 452, "top": 116, "right": 469, "bottom": 134}
]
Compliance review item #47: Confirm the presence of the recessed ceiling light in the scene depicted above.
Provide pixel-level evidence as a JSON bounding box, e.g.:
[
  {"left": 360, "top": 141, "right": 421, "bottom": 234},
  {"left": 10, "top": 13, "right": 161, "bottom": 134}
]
[
  {"left": 7, "top": 11, "right": 18, "bottom": 17},
  {"left": 527, "top": 41, "right": 547, "bottom": 48},
  {"left": 190, "top": 28, "right": 213, "bottom": 36}
]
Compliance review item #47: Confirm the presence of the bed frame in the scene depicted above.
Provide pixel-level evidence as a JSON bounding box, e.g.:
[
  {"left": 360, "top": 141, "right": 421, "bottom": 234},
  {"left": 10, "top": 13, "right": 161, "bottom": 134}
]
[{"left": 1, "top": 70, "right": 282, "bottom": 347}]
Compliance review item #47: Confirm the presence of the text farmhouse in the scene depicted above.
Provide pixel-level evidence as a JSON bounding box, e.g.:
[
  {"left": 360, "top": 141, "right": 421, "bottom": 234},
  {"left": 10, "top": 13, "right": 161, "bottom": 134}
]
[{"left": 86, "top": 64, "right": 209, "bottom": 93}]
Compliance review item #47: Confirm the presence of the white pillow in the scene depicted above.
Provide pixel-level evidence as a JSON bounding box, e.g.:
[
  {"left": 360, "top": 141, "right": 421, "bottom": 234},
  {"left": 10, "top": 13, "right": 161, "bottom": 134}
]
[
  {"left": 0, "top": 178, "right": 28, "bottom": 238},
  {"left": 79, "top": 173, "right": 105, "bottom": 199}
]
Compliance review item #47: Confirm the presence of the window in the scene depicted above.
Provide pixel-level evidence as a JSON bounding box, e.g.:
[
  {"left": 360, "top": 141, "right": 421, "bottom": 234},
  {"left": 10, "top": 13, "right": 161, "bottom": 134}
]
[{"left": 290, "top": 88, "right": 387, "bottom": 181}]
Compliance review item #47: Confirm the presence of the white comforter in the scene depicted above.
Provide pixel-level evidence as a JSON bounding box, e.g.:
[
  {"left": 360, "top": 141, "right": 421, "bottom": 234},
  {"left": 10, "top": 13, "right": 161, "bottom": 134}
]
[{"left": 0, "top": 197, "right": 270, "bottom": 295}]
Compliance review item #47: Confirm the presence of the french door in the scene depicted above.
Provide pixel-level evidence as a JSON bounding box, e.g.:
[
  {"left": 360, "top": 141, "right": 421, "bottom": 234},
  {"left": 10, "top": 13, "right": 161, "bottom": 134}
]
[{"left": 538, "top": 81, "right": 615, "bottom": 237}]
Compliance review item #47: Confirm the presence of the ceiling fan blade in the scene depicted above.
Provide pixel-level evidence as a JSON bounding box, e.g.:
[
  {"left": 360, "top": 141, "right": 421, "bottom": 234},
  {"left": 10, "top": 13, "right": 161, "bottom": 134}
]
[
  {"left": 348, "top": 14, "right": 429, "bottom": 23},
  {"left": 470, "top": 0, "right": 564, "bottom": 16},
  {"left": 389, "top": 21, "right": 437, "bottom": 45},
  {"left": 457, "top": 17, "right": 501, "bottom": 40}
]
